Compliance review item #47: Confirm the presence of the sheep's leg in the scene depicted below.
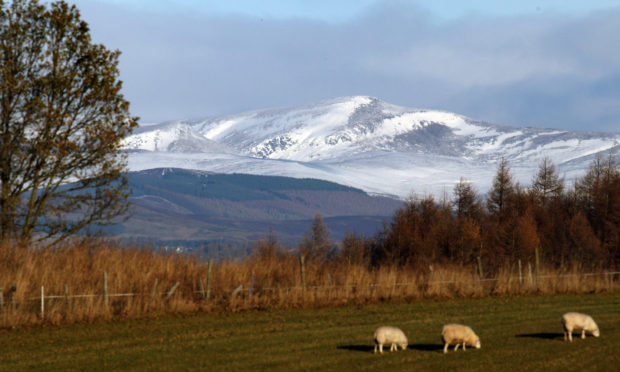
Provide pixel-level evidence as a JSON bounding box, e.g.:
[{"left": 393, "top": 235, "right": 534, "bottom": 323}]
[
  {"left": 454, "top": 344, "right": 460, "bottom": 351},
  {"left": 390, "top": 343, "right": 396, "bottom": 352},
  {"left": 463, "top": 342, "right": 467, "bottom": 351},
  {"left": 379, "top": 344, "right": 384, "bottom": 354},
  {"left": 568, "top": 331, "right": 573, "bottom": 342},
  {"left": 581, "top": 330, "right": 586, "bottom": 339},
  {"left": 563, "top": 332, "right": 567, "bottom": 341},
  {"left": 374, "top": 344, "right": 378, "bottom": 354},
  {"left": 443, "top": 343, "right": 449, "bottom": 354}
]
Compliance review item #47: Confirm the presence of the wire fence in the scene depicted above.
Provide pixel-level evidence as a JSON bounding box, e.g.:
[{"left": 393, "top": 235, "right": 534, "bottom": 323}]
[{"left": 0, "top": 270, "right": 617, "bottom": 321}]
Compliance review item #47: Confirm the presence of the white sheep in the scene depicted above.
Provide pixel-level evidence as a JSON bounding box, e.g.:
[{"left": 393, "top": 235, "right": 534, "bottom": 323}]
[
  {"left": 562, "top": 312, "right": 600, "bottom": 342},
  {"left": 373, "top": 326, "right": 408, "bottom": 354},
  {"left": 441, "top": 324, "right": 481, "bottom": 354}
]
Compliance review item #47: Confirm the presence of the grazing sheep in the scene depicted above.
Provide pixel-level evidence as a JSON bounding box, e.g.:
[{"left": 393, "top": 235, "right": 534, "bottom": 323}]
[
  {"left": 441, "top": 324, "right": 481, "bottom": 354},
  {"left": 373, "top": 326, "right": 408, "bottom": 354},
  {"left": 562, "top": 312, "right": 600, "bottom": 342}
]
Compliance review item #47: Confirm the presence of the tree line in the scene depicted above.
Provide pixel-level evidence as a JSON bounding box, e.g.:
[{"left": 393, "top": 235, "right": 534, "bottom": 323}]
[{"left": 261, "top": 153, "right": 619, "bottom": 273}]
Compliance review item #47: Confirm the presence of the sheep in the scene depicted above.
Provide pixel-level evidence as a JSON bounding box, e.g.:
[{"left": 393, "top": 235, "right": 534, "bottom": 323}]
[
  {"left": 373, "top": 326, "right": 408, "bottom": 354},
  {"left": 562, "top": 312, "right": 600, "bottom": 342},
  {"left": 441, "top": 324, "right": 481, "bottom": 354}
]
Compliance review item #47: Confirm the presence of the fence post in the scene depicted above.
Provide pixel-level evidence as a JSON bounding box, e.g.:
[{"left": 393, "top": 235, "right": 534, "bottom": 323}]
[
  {"left": 206, "top": 259, "right": 213, "bottom": 301},
  {"left": 151, "top": 278, "right": 158, "bottom": 300},
  {"left": 606, "top": 272, "right": 611, "bottom": 292},
  {"left": 518, "top": 259, "right": 523, "bottom": 287},
  {"left": 40, "top": 286, "right": 44, "bottom": 320},
  {"left": 528, "top": 262, "right": 533, "bottom": 288},
  {"left": 198, "top": 277, "right": 206, "bottom": 299},
  {"left": 103, "top": 271, "right": 109, "bottom": 306},
  {"left": 231, "top": 284, "right": 244, "bottom": 298},
  {"left": 10, "top": 286, "right": 16, "bottom": 312},
  {"left": 534, "top": 247, "right": 540, "bottom": 286},
  {"left": 165, "top": 282, "right": 180, "bottom": 300},
  {"left": 477, "top": 256, "right": 484, "bottom": 279},
  {"left": 64, "top": 284, "right": 70, "bottom": 307},
  {"left": 248, "top": 274, "right": 256, "bottom": 297},
  {"left": 299, "top": 255, "right": 306, "bottom": 290}
]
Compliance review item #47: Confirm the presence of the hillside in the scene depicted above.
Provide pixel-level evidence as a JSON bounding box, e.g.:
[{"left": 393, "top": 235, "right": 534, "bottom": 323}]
[{"left": 107, "top": 168, "right": 402, "bottom": 250}]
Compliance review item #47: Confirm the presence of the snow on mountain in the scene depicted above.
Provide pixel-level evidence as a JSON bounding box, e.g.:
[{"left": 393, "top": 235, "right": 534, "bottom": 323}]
[
  {"left": 124, "top": 96, "right": 620, "bottom": 199},
  {"left": 122, "top": 121, "right": 232, "bottom": 153}
]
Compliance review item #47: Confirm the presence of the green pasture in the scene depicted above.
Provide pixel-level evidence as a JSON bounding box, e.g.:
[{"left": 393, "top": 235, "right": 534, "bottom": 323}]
[{"left": 0, "top": 294, "right": 618, "bottom": 371}]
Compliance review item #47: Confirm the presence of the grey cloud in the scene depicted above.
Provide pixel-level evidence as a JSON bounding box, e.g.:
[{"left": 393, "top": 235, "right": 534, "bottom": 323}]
[{"left": 73, "top": 1, "right": 620, "bottom": 132}]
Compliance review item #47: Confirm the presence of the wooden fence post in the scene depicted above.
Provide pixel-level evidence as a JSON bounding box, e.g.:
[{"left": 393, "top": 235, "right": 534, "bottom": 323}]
[
  {"left": 518, "top": 259, "right": 523, "bottom": 287},
  {"left": 248, "top": 274, "right": 256, "bottom": 297},
  {"left": 535, "top": 247, "right": 540, "bottom": 285},
  {"left": 206, "top": 259, "right": 213, "bottom": 301},
  {"left": 198, "top": 277, "right": 206, "bottom": 299},
  {"left": 64, "top": 284, "right": 70, "bottom": 307},
  {"left": 40, "top": 286, "right": 44, "bottom": 320},
  {"left": 151, "top": 278, "right": 159, "bottom": 300},
  {"left": 528, "top": 262, "right": 533, "bottom": 288},
  {"left": 10, "top": 286, "right": 16, "bottom": 312},
  {"left": 477, "top": 256, "right": 484, "bottom": 279},
  {"left": 299, "top": 255, "right": 306, "bottom": 289},
  {"left": 231, "top": 284, "right": 244, "bottom": 299},
  {"left": 103, "top": 271, "right": 109, "bottom": 305},
  {"left": 165, "top": 282, "right": 180, "bottom": 300}
]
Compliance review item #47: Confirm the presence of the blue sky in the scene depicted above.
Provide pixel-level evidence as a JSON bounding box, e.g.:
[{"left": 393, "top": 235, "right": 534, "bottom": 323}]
[
  {"left": 89, "top": 0, "right": 620, "bottom": 21},
  {"left": 68, "top": 0, "right": 620, "bottom": 132}
]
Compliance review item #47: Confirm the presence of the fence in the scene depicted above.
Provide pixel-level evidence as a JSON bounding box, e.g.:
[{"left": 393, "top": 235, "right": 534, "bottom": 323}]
[{"left": 1, "top": 269, "right": 616, "bottom": 321}]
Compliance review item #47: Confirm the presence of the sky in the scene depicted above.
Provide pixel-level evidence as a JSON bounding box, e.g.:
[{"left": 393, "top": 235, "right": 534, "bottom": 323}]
[{"left": 67, "top": 0, "right": 620, "bottom": 132}]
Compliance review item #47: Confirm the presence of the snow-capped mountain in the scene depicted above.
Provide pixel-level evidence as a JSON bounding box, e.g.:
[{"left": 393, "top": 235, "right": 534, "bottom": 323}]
[
  {"left": 124, "top": 121, "right": 233, "bottom": 153},
  {"left": 123, "top": 96, "right": 619, "bottom": 199}
]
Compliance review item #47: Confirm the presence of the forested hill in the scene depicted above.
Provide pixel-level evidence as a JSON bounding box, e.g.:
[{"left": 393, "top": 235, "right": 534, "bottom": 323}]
[{"left": 107, "top": 168, "right": 402, "bottom": 251}]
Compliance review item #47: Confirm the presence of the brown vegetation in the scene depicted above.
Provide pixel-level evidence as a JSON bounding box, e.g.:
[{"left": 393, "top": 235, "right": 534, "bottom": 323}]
[{"left": 0, "top": 239, "right": 617, "bottom": 328}]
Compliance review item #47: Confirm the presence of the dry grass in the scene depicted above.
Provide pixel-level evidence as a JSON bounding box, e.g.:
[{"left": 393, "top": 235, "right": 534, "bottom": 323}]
[{"left": 0, "top": 241, "right": 617, "bottom": 328}]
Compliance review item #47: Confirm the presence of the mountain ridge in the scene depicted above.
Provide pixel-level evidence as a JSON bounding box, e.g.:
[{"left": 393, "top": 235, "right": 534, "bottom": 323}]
[{"left": 123, "top": 96, "right": 620, "bottom": 198}]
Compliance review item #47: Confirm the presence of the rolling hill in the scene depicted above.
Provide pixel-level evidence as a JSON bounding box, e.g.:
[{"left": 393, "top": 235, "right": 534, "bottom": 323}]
[{"left": 107, "top": 168, "right": 402, "bottom": 254}]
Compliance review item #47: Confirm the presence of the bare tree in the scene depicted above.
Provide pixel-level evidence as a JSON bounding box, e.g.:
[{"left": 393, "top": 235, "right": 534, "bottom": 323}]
[{"left": 0, "top": 0, "right": 138, "bottom": 245}]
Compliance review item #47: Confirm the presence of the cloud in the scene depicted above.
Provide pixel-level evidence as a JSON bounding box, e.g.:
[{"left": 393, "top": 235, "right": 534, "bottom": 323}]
[{"left": 73, "top": 1, "right": 620, "bottom": 132}]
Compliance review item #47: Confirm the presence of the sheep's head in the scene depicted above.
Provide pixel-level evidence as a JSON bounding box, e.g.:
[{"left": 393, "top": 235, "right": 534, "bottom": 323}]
[
  {"left": 473, "top": 336, "right": 481, "bottom": 349},
  {"left": 400, "top": 342, "right": 408, "bottom": 350},
  {"left": 593, "top": 328, "right": 600, "bottom": 337}
]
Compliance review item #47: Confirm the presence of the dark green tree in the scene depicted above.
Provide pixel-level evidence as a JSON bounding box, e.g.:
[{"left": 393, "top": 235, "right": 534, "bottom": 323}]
[{"left": 0, "top": 0, "right": 138, "bottom": 245}]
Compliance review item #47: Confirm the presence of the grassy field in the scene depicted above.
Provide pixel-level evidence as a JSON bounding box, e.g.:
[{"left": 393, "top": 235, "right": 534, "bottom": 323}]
[{"left": 0, "top": 293, "right": 618, "bottom": 371}]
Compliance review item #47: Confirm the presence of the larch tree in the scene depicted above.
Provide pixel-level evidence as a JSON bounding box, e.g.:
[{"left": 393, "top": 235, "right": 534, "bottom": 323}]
[
  {"left": 299, "top": 212, "right": 332, "bottom": 263},
  {"left": 487, "top": 157, "right": 515, "bottom": 220},
  {"left": 531, "top": 156, "right": 564, "bottom": 206},
  {"left": 575, "top": 151, "right": 620, "bottom": 261},
  {"left": 0, "top": 0, "right": 138, "bottom": 245},
  {"left": 453, "top": 177, "right": 482, "bottom": 220}
]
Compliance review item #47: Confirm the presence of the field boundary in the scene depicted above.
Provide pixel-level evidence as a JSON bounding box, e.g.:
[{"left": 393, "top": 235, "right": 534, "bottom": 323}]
[{"left": 0, "top": 270, "right": 615, "bottom": 320}]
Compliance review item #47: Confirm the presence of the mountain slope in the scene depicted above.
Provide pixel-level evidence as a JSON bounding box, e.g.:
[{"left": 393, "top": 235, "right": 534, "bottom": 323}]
[
  {"left": 123, "top": 96, "right": 620, "bottom": 198},
  {"left": 111, "top": 168, "right": 402, "bottom": 246}
]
